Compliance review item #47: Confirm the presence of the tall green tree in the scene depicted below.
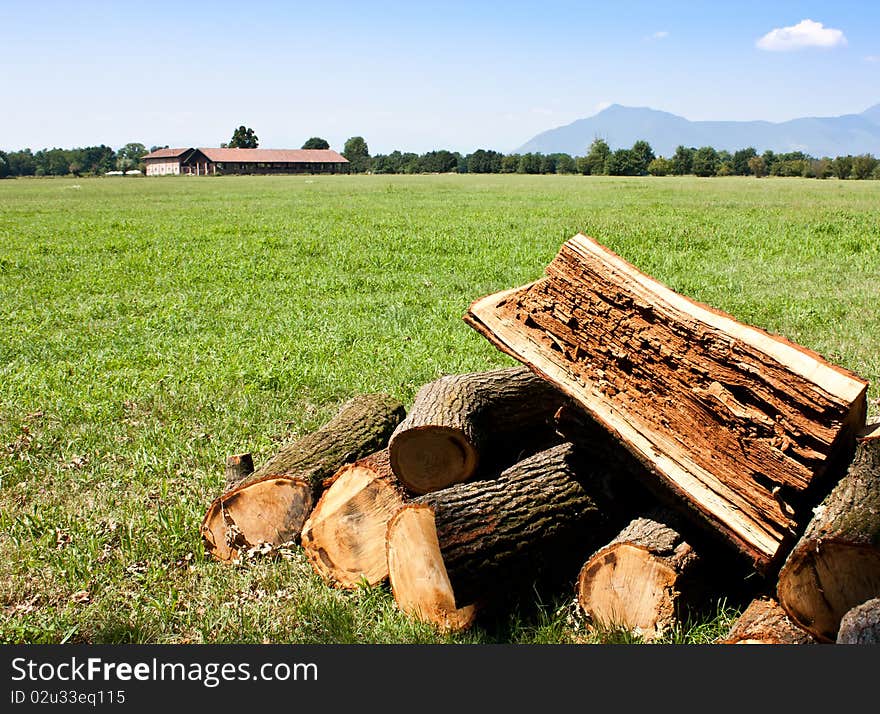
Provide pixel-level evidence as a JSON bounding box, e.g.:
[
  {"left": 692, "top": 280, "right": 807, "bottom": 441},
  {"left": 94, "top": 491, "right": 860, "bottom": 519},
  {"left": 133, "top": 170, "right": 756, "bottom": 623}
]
[
  {"left": 583, "top": 138, "right": 611, "bottom": 175},
  {"left": 851, "top": 154, "right": 878, "bottom": 180},
  {"left": 7, "top": 149, "right": 36, "bottom": 176},
  {"left": 692, "top": 146, "right": 719, "bottom": 177},
  {"left": 606, "top": 148, "right": 641, "bottom": 176},
  {"left": 671, "top": 145, "right": 694, "bottom": 175},
  {"left": 229, "top": 125, "right": 259, "bottom": 148},
  {"left": 0, "top": 151, "right": 8, "bottom": 179},
  {"left": 732, "top": 147, "right": 757, "bottom": 175},
  {"left": 832, "top": 155, "right": 853, "bottom": 179},
  {"left": 630, "top": 140, "right": 655, "bottom": 175},
  {"left": 343, "top": 136, "right": 370, "bottom": 172},
  {"left": 555, "top": 153, "right": 577, "bottom": 174},
  {"left": 116, "top": 142, "right": 147, "bottom": 171},
  {"left": 301, "top": 137, "right": 330, "bottom": 149}
]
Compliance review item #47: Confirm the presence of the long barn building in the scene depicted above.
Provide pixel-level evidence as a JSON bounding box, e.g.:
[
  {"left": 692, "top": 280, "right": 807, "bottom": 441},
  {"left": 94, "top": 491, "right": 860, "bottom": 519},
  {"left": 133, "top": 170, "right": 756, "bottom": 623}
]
[{"left": 143, "top": 147, "right": 349, "bottom": 176}]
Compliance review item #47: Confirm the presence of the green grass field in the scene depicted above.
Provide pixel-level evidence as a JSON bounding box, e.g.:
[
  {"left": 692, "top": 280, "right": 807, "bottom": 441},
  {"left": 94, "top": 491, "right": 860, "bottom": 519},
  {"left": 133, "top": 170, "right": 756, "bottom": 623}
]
[{"left": 1, "top": 174, "right": 878, "bottom": 644}]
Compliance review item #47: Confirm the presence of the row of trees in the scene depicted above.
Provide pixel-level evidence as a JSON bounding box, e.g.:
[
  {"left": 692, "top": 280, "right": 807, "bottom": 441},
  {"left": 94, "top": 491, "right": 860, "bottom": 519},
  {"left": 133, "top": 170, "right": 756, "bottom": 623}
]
[
  {"left": 4, "top": 130, "right": 879, "bottom": 180},
  {"left": 361, "top": 138, "right": 880, "bottom": 180},
  {"left": 0, "top": 143, "right": 154, "bottom": 178}
]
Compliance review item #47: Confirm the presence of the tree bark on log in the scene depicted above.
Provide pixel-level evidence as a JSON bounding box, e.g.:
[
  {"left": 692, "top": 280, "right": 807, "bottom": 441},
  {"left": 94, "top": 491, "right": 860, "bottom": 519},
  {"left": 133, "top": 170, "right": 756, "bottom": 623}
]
[
  {"left": 388, "top": 365, "right": 565, "bottom": 494},
  {"left": 576, "top": 513, "right": 700, "bottom": 640},
  {"left": 465, "top": 233, "right": 868, "bottom": 570},
  {"left": 386, "top": 443, "right": 613, "bottom": 631},
  {"left": 836, "top": 598, "right": 880, "bottom": 644},
  {"left": 301, "top": 450, "right": 405, "bottom": 588},
  {"left": 224, "top": 453, "right": 254, "bottom": 490},
  {"left": 777, "top": 422, "right": 880, "bottom": 642},
  {"left": 721, "top": 597, "right": 816, "bottom": 644},
  {"left": 201, "top": 393, "right": 406, "bottom": 562}
]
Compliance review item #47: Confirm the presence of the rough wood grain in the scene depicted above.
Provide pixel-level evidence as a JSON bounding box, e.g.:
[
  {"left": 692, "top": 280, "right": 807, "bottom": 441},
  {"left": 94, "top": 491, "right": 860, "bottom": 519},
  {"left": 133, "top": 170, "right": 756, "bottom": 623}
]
[
  {"left": 388, "top": 365, "right": 565, "bottom": 494},
  {"left": 465, "top": 233, "right": 867, "bottom": 569},
  {"left": 721, "top": 597, "right": 816, "bottom": 644},
  {"left": 201, "top": 393, "right": 405, "bottom": 562},
  {"left": 386, "top": 443, "right": 610, "bottom": 630},
  {"left": 577, "top": 513, "right": 700, "bottom": 640},
  {"left": 778, "top": 423, "right": 880, "bottom": 641},
  {"left": 301, "top": 450, "right": 405, "bottom": 588}
]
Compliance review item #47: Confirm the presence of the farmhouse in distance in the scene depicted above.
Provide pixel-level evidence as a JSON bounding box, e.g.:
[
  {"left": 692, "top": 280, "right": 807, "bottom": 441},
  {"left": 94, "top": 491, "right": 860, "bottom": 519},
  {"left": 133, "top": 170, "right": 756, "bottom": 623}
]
[{"left": 143, "top": 147, "right": 349, "bottom": 176}]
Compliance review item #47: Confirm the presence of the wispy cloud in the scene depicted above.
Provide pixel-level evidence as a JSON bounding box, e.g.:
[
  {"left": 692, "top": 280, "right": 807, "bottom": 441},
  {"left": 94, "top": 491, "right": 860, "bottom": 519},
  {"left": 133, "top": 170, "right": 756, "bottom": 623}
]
[
  {"left": 651, "top": 31, "right": 669, "bottom": 40},
  {"left": 756, "top": 19, "right": 847, "bottom": 51},
  {"left": 865, "top": 55, "right": 880, "bottom": 63}
]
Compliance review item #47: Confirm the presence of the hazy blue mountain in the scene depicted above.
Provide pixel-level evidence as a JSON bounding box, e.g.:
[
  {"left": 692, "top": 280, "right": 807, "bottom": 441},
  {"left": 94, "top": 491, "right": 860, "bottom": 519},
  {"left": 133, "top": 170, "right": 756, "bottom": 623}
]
[{"left": 517, "top": 104, "right": 880, "bottom": 157}]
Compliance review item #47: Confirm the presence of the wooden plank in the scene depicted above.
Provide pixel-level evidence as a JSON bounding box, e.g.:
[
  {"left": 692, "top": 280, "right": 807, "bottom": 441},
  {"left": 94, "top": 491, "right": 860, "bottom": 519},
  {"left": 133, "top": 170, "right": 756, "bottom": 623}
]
[{"left": 465, "top": 233, "right": 867, "bottom": 569}]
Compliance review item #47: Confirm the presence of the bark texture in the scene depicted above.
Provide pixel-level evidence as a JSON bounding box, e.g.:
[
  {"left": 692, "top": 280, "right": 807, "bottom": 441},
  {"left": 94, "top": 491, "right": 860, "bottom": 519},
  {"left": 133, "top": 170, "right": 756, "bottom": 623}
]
[
  {"left": 387, "top": 443, "right": 615, "bottom": 629},
  {"left": 837, "top": 598, "right": 880, "bottom": 644},
  {"left": 301, "top": 450, "right": 406, "bottom": 588},
  {"left": 388, "top": 365, "right": 565, "bottom": 494},
  {"left": 224, "top": 453, "right": 254, "bottom": 489},
  {"left": 721, "top": 597, "right": 816, "bottom": 644},
  {"left": 201, "top": 393, "right": 405, "bottom": 562},
  {"left": 777, "top": 424, "right": 880, "bottom": 641},
  {"left": 250, "top": 393, "right": 405, "bottom": 488},
  {"left": 577, "top": 513, "right": 700, "bottom": 640},
  {"left": 466, "top": 233, "right": 867, "bottom": 570}
]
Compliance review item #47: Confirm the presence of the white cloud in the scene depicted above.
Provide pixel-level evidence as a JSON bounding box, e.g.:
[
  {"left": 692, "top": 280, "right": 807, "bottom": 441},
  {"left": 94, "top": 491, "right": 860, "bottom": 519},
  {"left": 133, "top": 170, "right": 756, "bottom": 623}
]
[
  {"left": 652, "top": 31, "right": 669, "bottom": 40},
  {"left": 756, "top": 19, "right": 847, "bottom": 51},
  {"left": 865, "top": 55, "right": 880, "bottom": 63}
]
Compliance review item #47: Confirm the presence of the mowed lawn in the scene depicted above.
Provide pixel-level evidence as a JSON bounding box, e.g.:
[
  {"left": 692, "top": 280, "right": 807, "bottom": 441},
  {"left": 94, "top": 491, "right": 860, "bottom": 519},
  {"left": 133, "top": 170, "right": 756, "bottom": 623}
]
[{"left": 1, "top": 174, "right": 878, "bottom": 644}]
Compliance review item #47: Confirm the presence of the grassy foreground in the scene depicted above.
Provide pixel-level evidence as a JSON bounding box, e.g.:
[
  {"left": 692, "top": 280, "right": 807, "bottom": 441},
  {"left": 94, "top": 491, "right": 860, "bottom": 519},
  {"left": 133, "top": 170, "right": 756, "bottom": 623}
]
[{"left": 1, "top": 174, "right": 878, "bottom": 644}]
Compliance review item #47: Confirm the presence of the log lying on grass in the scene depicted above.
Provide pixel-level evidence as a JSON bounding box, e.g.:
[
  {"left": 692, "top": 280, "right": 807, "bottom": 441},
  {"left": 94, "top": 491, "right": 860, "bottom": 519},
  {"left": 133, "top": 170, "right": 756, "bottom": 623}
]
[
  {"left": 576, "top": 513, "right": 700, "bottom": 640},
  {"left": 388, "top": 365, "right": 565, "bottom": 494},
  {"left": 201, "top": 393, "right": 406, "bottom": 562},
  {"left": 836, "top": 598, "right": 880, "bottom": 644},
  {"left": 301, "top": 450, "right": 405, "bottom": 588},
  {"left": 465, "top": 232, "right": 868, "bottom": 571},
  {"left": 387, "top": 443, "right": 610, "bottom": 631},
  {"left": 777, "top": 423, "right": 880, "bottom": 642},
  {"left": 721, "top": 597, "right": 816, "bottom": 645}
]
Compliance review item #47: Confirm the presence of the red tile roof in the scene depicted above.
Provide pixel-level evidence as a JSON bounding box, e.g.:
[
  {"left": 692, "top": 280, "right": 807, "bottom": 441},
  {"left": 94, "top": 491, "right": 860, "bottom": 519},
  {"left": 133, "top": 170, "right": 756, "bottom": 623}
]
[
  {"left": 198, "top": 148, "right": 348, "bottom": 164},
  {"left": 142, "top": 147, "right": 192, "bottom": 159}
]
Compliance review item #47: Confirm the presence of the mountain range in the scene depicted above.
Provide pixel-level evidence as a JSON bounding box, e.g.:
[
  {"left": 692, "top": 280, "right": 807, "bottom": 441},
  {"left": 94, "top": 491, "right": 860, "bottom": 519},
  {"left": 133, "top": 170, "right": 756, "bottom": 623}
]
[{"left": 517, "top": 103, "right": 880, "bottom": 158}]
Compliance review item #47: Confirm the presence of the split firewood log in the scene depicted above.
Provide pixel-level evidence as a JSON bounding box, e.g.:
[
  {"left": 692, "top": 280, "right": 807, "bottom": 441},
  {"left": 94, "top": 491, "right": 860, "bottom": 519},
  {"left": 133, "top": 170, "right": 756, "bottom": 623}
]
[
  {"left": 466, "top": 233, "right": 868, "bottom": 571},
  {"left": 836, "top": 597, "right": 880, "bottom": 644},
  {"left": 777, "top": 422, "right": 880, "bottom": 641},
  {"left": 201, "top": 393, "right": 405, "bottom": 562},
  {"left": 721, "top": 597, "right": 816, "bottom": 644},
  {"left": 576, "top": 512, "right": 700, "bottom": 640},
  {"left": 386, "top": 443, "right": 616, "bottom": 631},
  {"left": 301, "top": 450, "right": 405, "bottom": 588},
  {"left": 388, "top": 365, "right": 565, "bottom": 494}
]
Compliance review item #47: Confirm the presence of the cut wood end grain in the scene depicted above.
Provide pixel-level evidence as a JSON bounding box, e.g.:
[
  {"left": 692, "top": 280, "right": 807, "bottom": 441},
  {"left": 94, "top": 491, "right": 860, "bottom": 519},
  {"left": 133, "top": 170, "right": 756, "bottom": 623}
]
[
  {"left": 201, "top": 475, "right": 314, "bottom": 562},
  {"left": 301, "top": 451, "right": 405, "bottom": 588}
]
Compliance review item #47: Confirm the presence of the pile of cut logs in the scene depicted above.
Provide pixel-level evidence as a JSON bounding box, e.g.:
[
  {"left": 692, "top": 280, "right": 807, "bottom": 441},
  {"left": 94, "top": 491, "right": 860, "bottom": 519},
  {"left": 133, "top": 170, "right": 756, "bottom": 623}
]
[{"left": 201, "top": 233, "right": 880, "bottom": 644}]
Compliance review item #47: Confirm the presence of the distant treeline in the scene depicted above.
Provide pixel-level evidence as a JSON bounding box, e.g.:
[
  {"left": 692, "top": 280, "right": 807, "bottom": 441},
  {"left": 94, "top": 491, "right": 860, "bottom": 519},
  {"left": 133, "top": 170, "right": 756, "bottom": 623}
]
[
  {"left": 0, "top": 143, "right": 151, "bottom": 177},
  {"left": 369, "top": 140, "right": 880, "bottom": 179},
  {"left": 2, "top": 138, "right": 879, "bottom": 179}
]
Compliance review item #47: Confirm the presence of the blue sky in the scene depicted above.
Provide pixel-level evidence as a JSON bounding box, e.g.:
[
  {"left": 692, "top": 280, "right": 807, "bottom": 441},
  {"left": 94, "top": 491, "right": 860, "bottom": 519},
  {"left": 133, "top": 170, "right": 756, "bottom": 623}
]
[{"left": 1, "top": 1, "right": 878, "bottom": 153}]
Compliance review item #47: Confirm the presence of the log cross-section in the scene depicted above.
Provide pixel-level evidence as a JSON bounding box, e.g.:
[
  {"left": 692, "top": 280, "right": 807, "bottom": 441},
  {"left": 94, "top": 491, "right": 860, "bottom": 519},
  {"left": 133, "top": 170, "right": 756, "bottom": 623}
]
[{"left": 465, "top": 233, "right": 868, "bottom": 569}]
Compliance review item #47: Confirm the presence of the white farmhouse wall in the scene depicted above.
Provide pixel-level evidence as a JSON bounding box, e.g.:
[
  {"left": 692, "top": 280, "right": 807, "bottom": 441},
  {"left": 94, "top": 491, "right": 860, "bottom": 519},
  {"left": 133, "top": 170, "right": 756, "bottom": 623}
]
[{"left": 145, "top": 160, "right": 182, "bottom": 176}]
